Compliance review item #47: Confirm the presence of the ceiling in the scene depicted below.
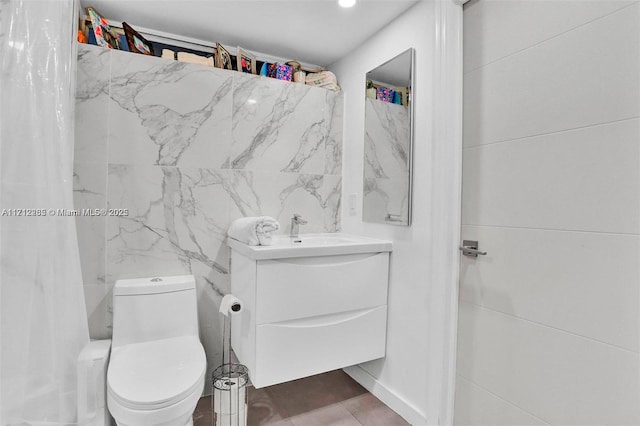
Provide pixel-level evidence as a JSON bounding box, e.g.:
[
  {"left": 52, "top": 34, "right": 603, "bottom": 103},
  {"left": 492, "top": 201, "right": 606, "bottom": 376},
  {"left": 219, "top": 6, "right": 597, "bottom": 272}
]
[{"left": 81, "top": 0, "right": 419, "bottom": 67}]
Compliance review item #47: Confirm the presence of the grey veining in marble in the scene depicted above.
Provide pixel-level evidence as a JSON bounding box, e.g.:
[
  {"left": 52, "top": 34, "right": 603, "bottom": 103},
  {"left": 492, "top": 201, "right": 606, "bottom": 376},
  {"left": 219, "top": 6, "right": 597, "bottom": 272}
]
[
  {"left": 228, "top": 170, "right": 341, "bottom": 234},
  {"left": 364, "top": 98, "right": 410, "bottom": 178},
  {"left": 363, "top": 98, "right": 411, "bottom": 225},
  {"left": 76, "top": 45, "right": 111, "bottom": 101},
  {"left": 73, "top": 47, "right": 343, "bottom": 368},
  {"left": 325, "top": 92, "right": 344, "bottom": 175},
  {"left": 322, "top": 175, "right": 342, "bottom": 231},
  {"left": 75, "top": 45, "right": 110, "bottom": 164},
  {"left": 108, "top": 49, "right": 233, "bottom": 168},
  {"left": 73, "top": 162, "right": 107, "bottom": 285},
  {"left": 106, "top": 164, "right": 230, "bottom": 295},
  {"left": 229, "top": 73, "right": 340, "bottom": 175},
  {"left": 363, "top": 177, "right": 409, "bottom": 226}
]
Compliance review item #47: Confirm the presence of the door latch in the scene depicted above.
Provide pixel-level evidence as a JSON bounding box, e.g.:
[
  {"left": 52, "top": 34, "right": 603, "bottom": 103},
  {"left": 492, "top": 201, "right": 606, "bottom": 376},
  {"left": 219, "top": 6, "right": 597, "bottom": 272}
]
[{"left": 459, "top": 240, "right": 487, "bottom": 258}]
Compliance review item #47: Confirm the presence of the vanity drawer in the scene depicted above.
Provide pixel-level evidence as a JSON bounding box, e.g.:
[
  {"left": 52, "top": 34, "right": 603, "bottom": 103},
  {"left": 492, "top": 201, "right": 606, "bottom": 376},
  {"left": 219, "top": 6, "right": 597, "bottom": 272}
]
[
  {"left": 253, "top": 305, "right": 387, "bottom": 388},
  {"left": 256, "top": 252, "right": 389, "bottom": 324}
]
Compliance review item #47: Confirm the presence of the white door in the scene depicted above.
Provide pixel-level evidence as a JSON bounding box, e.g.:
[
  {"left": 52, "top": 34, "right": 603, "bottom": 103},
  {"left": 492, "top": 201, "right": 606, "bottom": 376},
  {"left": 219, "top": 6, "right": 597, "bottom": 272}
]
[{"left": 454, "top": 1, "right": 640, "bottom": 425}]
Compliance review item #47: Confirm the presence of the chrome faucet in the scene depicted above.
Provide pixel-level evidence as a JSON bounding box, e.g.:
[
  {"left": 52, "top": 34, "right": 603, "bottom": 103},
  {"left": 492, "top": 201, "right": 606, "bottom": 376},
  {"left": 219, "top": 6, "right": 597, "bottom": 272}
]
[{"left": 290, "top": 213, "right": 308, "bottom": 238}]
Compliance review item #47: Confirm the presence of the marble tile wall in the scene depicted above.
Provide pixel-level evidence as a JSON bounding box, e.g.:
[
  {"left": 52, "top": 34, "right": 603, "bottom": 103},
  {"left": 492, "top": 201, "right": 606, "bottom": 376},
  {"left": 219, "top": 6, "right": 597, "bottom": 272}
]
[
  {"left": 73, "top": 44, "right": 343, "bottom": 392},
  {"left": 362, "top": 98, "right": 410, "bottom": 224}
]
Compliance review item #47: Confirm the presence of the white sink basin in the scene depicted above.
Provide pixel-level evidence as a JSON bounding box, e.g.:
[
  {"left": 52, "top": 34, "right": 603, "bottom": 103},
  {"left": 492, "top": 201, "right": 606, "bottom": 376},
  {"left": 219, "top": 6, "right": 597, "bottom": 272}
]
[{"left": 226, "top": 232, "right": 392, "bottom": 260}]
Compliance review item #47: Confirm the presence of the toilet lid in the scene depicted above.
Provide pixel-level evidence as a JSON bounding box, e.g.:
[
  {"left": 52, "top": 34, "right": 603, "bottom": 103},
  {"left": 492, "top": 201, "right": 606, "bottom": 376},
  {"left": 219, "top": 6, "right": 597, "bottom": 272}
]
[{"left": 107, "top": 336, "right": 206, "bottom": 410}]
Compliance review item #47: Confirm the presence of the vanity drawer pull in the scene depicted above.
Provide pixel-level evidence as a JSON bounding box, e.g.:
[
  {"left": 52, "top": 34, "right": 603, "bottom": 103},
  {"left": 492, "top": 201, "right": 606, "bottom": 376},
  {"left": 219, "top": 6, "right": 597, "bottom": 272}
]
[{"left": 267, "top": 308, "right": 376, "bottom": 329}]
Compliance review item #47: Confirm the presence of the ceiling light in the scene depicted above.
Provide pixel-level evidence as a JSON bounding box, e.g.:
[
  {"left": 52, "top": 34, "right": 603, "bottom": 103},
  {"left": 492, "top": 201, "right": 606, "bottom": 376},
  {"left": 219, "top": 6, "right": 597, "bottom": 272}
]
[{"left": 338, "top": 0, "right": 356, "bottom": 8}]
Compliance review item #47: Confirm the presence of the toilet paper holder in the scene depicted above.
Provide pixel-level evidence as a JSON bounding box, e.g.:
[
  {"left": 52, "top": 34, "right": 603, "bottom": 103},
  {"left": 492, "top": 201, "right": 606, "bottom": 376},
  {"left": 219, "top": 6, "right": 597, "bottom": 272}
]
[
  {"left": 212, "top": 363, "right": 249, "bottom": 426},
  {"left": 219, "top": 294, "right": 243, "bottom": 317},
  {"left": 213, "top": 294, "right": 249, "bottom": 426}
]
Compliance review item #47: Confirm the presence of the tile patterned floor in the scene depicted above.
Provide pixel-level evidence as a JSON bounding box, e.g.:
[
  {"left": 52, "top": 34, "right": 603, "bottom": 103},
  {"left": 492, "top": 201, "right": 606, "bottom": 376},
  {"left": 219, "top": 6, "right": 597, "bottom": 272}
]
[{"left": 193, "top": 370, "right": 409, "bottom": 426}]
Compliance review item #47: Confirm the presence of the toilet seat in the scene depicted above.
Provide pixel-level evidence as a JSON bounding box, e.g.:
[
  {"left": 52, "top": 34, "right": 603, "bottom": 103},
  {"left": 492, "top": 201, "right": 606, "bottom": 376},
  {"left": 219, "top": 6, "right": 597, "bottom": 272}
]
[{"left": 107, "top": 335, "right": 206, "bottom": 411}]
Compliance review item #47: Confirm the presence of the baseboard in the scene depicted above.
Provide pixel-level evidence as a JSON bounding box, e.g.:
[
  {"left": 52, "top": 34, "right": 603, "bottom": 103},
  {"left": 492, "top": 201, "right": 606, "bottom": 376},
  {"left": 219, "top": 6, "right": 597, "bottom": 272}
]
[{"left": 343, "top": 365, "right": 429, "bottom": 426}]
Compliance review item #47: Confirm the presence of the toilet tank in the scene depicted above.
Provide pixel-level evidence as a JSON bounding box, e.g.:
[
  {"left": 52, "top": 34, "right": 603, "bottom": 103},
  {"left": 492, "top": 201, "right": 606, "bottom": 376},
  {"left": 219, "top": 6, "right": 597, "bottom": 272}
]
[{"left": 112, "top": 275, "right": 199, "bottom": 349}]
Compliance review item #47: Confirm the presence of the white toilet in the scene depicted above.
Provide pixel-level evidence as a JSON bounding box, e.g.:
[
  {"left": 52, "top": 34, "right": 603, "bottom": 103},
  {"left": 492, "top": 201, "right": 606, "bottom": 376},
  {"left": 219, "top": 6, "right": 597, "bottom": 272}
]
[{"left": 107, "top": 275, "right": 206, "bottom": 426}]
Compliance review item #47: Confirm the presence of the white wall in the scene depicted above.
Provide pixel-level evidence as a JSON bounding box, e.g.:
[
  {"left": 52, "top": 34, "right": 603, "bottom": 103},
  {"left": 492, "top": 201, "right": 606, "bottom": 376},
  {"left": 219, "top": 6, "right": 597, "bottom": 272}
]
[
  {"left": 331, "top": 1, "right": 463, "bottom": 424},
  {"left": 455, "top": 1, "right": 640, "bottom": 424}
]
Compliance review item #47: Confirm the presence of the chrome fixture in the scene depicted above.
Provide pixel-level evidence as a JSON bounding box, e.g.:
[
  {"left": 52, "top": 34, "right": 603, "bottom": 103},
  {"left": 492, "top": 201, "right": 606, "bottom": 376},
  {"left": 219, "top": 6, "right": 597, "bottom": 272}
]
[
  {"left": 290, "top": 213, "right": 308, "bottom": 238},
  {"left": 459, "top": 240, "right": 487, "bottom": 258},
  {"left": 384, "top": 213, "right": 403, "bottom": 223}
]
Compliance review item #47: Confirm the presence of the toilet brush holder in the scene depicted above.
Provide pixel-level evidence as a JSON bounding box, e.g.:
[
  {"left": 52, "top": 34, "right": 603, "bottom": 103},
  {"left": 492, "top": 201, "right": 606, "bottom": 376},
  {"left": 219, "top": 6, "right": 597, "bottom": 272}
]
[{"left": 212, "top": 363, "right": 249, "bottom": 426}]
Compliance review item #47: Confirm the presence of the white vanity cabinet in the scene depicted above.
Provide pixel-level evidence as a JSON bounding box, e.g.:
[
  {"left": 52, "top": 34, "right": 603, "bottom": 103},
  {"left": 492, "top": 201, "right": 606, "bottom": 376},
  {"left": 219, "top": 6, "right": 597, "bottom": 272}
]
[{"left": 228, "top": 233, "right": 392, "bottom": 389}]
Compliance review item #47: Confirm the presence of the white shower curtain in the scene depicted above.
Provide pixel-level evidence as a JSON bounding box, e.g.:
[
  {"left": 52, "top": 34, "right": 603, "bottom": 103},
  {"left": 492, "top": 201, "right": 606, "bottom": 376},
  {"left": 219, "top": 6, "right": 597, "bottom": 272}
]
[{"left": 0, "top": 0, "right": 90, "bottom": 424}]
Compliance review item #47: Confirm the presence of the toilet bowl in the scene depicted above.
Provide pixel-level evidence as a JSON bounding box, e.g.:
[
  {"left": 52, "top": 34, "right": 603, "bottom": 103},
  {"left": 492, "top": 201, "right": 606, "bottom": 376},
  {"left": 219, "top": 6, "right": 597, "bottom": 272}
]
[{"left": 107, "top": 275, "right": 207, "bottom": 426}]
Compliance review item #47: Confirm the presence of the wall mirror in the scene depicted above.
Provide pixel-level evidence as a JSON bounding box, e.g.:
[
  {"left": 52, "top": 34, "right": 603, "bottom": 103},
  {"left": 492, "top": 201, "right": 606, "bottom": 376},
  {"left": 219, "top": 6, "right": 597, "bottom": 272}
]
[{"left": 363, "top": 48, "right": 414, "bottom": 226}]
